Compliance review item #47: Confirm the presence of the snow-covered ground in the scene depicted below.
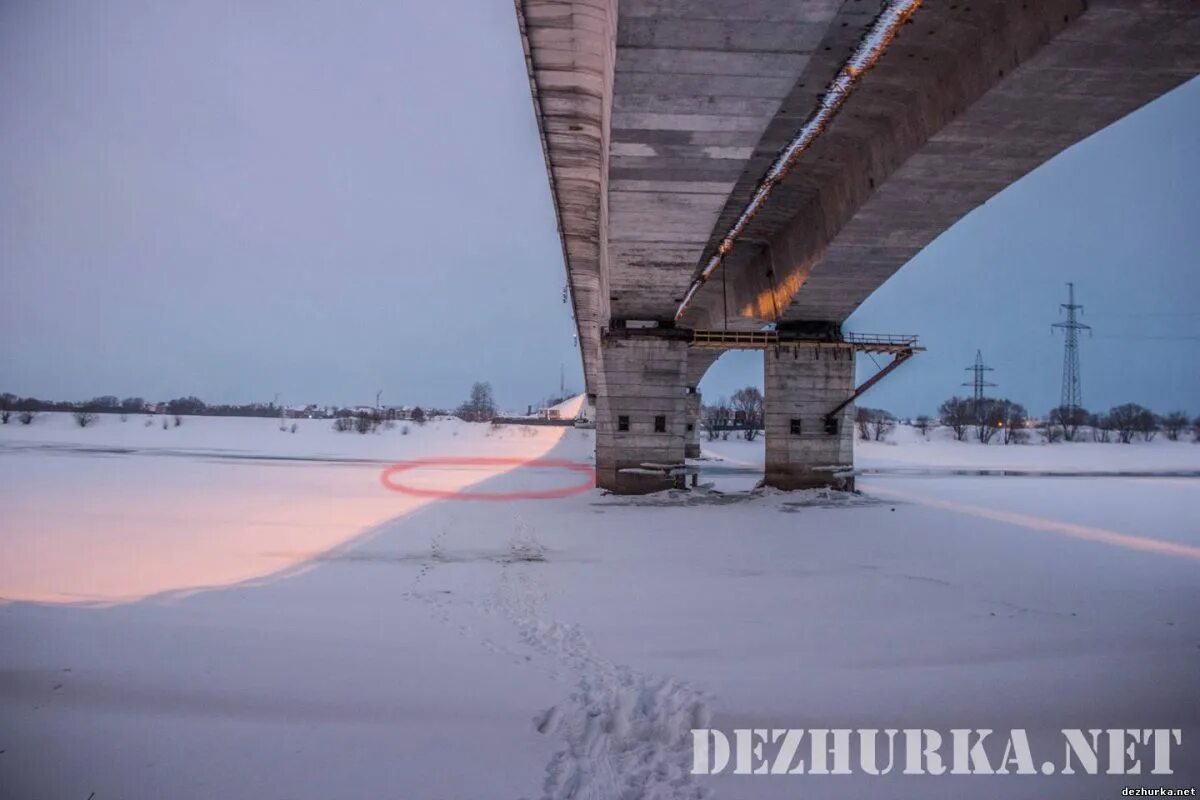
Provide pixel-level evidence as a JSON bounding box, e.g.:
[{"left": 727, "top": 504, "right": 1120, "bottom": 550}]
[
  {"left": 1, "top": 414, "right": 1197, "bottom": 799},
  {"left": 0, "top": 414, "right": 575, "bottom": 604},
  {"left": 701, "top": 420, "right": 1200, "bottom": 475}
]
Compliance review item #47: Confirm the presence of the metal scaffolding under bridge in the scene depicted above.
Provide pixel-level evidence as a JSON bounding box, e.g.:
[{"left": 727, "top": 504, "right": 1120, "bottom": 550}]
[
  {"left": 689, "top": 329, "right": 923, "bottom": 355},
  {"left": 686, "top": 328, "right": 924, "bottom": 428}
]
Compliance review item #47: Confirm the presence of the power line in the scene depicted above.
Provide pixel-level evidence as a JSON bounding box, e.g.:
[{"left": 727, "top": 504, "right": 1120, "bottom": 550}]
[
  {"left": 1087, "top": 312, "right": 1199, "bottom": 319},
  {"left": 1094, "top": 335, "right": 1200, "bottom": 341}
]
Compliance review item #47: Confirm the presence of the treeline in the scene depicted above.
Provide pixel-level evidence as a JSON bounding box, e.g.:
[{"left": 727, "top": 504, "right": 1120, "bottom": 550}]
[
  {"left": 930, "top": 397, "right": 1198, "bottom": 445},
  {"left": 0, "top": 392, "right": 445, "bottom": 425},
  {"left": 0, "top": 393, "right": 299, "bottom": 418},
  {"left": 1, "top": 381, "right": 513, "bottom": 433},
  {"left": 329, "top": 382, "right": 499, "bottom": 435},
  {"left": 693, "top": 387, "right": 1198, "bottom": 447},
  {"left": 933, "top": 397, "right": 1030, "bottom": 444},
  {"left": 701, "top": 387, "right": 764, "bottom": 441},
  {"left": 1040, "top": 403, "right": 1195, "bottom": 444}
]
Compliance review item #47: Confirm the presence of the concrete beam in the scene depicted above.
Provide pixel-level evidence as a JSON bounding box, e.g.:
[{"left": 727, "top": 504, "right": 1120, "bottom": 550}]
[
  {"left": 681, "top": 0, "right": 1200, "bottom": 328},
  {"left": 514, "top": 0, "right": 618, "bottom": 394},
  {"left": 783, "top": 0, "right": 1200, "bottom": 323},
  {"left": 605, "top": 0, "right": 846, "bottom": 322}
]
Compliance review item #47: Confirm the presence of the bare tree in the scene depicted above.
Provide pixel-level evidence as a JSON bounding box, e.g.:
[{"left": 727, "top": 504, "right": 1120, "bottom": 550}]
[
  {"left": 73, "top": 410, "right": 99, "bottom": 428},
  {"left": 1135, "top": 407, "right": 1158, "bottom": 442},
  {"left": 0, "top": 392, "right": 14, "bottom": 424},
  {"left": 353, "top": 410, "right": 380, "bottom": 434},
  {"left": 456, "top": 382, "right": 497, "bottom": 422},
  {"left": 1048, "top": 405, "right": 1088, "bottom": 442},
  {"left": 913, "top": 415, "right": 932, "bottom": 438},
  {"left": 1107, "top": 403, "right": 1147, "bottom": 444},
  {"left": 975, "top": 399, "right": 1003, "bottom": 444},
  {"left": 88, "top": 396, "right": 120, "bottom": 413},
  {"left": 18, "top": 410, "right": 37, "bottom": 425},
  {"left": 999, "top": 400, "right": 1028, "bottom": 444},
  {"left": 856, "top": 407, "right": 895, "bottom": 441},
  {"left": 1161, "top": 411, "right": 1189, "bottom": 442},
  {"left": 1088, "top": 412, "right": 1112, "bottom": 443},
  {"left": 854, "top": 407, "right": 872, "bottom": 441},
  {"left": 1040, "top": 420, "right": 1063, "bottom": 443},
  {"left": 870, "top": 409, "right": 895, "bottom": 441},
  {"left": 731, "top": 387, "right": 763, "bottom": 441},
  {"left": 938, "top": 396, "right": 974, "bottom": 442},
  {"left": 701, "top": 399, "right": 730, "bottom": 442},
  {"left": 167, "top": 396, "right": 206, "bottom": 416}
]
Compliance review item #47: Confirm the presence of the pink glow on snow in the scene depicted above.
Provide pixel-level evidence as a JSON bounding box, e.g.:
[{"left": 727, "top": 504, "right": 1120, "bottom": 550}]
[{"left": 0, "top": 415, "right": 571, "bottom": 605}]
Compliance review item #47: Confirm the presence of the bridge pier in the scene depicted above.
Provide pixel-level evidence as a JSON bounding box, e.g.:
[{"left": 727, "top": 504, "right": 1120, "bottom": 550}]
[
  {"left": 763, "top": 345, "right": 856, "bottom": 491},
  {"left": 595, "top": 337, "right": 690, "bottom": 494}
]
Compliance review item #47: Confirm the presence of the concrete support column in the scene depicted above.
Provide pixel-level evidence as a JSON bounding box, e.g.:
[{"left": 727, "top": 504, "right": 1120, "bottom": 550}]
[
  {"left": 684, "top": 390, "right": 702, "bottom": 459},
  {"left": 595, "top": 337, "right": 689, "bottom": 494},
  {"left": 763, "top": 345, "right": 856, "bottom": 491}
]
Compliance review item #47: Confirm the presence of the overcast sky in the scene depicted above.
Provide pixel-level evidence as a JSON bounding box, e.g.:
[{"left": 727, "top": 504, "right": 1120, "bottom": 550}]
[{"left": 2, "top": 1, "right": 1197, "bottom": 416}]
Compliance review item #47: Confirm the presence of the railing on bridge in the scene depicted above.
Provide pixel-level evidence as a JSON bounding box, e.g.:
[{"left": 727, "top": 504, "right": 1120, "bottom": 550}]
[
  {"left": 691, "top": 329, "right": 776, "bottom": 349},
  {"left": 690, "top": 329, "right": 922, "bottom": 354}
]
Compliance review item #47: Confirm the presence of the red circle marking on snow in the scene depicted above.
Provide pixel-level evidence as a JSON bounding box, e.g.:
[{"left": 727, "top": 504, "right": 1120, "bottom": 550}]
[{"left": 379, "top": 457, "right": 595, "bottom": 501}]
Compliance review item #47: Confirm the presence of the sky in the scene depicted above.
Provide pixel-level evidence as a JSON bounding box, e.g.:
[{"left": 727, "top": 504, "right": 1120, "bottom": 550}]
[
  {"left": 0, "top": 0, "right": 577, "bottom": 412},
  {"left": 1, "top": 2, "right": 1197, "bottom": 416}
]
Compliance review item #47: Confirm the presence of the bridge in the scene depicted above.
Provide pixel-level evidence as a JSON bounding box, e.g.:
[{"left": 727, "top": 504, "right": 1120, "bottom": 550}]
[{"left": 514, "top": 0, "right": 1200, "bottom": 493}]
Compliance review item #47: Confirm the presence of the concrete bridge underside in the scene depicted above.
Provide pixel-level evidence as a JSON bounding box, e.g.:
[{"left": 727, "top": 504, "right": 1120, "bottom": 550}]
[{"left": 515, "top": 0, "right": 1199, "bottom": 493}]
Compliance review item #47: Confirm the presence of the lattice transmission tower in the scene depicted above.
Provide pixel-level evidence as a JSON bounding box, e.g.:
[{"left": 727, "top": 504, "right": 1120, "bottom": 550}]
[
  {"left": 963, "top": 349, "right": 996, "bottom": 403},
  {"left": 1051, "top": 282, "right": 1091, "bottom": 414}
]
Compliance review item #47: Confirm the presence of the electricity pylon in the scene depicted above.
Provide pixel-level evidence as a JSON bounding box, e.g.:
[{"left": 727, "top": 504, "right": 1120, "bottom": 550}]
[
  {"left": 1051, "top": 282, "right": 1091, "bottom": 415},
  {"left": 963, "top": 349, "right": 996, "bottom": 403}
]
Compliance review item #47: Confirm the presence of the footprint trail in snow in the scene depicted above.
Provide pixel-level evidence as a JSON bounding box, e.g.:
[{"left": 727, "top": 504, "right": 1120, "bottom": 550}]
[{"left": 495, "top": 526, "right": 712, "bottom": 800}]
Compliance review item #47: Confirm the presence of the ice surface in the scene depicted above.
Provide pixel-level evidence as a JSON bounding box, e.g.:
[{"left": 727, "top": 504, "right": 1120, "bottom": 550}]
[{"left": 1, "top": 415, "right": 1197, "bottom": 798}]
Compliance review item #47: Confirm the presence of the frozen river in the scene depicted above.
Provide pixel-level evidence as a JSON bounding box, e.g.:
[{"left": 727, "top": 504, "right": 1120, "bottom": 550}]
[{"left": 1, "top": 414, "right": 1197, "bottom": 799}]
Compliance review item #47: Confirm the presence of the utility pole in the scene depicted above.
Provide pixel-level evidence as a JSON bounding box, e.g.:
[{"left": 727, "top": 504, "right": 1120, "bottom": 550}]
[
  {"left": 1051, "top": 282, "right": 1091, "bottom": 416},
  {"left": 962, "top": 349, "right": 996, "bottom": 404}
]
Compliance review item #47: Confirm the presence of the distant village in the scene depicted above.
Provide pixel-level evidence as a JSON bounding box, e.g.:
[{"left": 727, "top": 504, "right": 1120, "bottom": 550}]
[{"left": 0, "top": 382, "right": 583, "bottom": 430}]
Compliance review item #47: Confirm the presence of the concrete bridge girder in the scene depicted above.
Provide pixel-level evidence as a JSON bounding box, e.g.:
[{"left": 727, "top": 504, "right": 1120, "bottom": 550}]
[
  {"left": 683, "top": 0, "right": 1200, "bottom": 329},
  {"left": 517, "top": 0, "right": 1200, "bottom": 493}
]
